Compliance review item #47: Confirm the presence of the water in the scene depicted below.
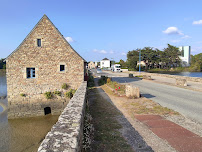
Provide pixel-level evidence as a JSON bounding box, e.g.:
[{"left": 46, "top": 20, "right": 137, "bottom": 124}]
[
  {"left": 150, "top": 71, "right": 202, "bottom": 78},
  {"left": 0, "top": 70, "right": 59, "bottom": 152},
  {"left": 0, "top": 70, "right": 7, "bottom": 96},
  {"left": 0, "top": 113, "right": 59, "bottom": 152}
]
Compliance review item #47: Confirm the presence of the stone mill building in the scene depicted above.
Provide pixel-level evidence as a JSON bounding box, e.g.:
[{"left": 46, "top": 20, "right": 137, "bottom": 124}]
[{"left": 5, "top": 15, "right": 86, "bottom": 118}]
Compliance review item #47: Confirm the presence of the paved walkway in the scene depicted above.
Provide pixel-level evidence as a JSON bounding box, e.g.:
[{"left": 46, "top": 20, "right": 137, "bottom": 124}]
[{"left": 135, "top": 115, "right": 202, "bottom": 152}]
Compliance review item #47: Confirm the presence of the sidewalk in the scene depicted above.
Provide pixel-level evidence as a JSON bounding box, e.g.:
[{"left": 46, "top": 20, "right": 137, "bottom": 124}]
[
  {"left": 100, "top": 81, "right": 202, "bottom": 152},
  {"left": 135, "top": 115, "right": 202, "bottom": 152}
]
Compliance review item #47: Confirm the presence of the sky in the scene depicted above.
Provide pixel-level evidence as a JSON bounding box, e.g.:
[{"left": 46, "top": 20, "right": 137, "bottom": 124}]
[{"left": 0, "top": 0, "right": 202, "bottom": 62}]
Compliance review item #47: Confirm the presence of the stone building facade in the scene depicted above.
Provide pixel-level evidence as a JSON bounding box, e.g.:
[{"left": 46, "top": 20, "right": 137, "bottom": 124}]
[{"left": 5, "top": 15, "right": 86, "bottom": 118}]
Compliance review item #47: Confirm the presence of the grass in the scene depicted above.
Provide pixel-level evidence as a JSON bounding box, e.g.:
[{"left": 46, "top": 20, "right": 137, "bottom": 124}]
[
  {"left": 135, "top": 75, "right": 143, "bottom": 78},
  {"left": 130, "top": 100, "right": 179, "bottom": 115},
  {"left": 102, "top": 84, "right": 179, "bottom": 116},
  {"left": 88, "top": 87, "right": 133, "bottom": 152},
  {"left": 106, "top": 81, "right": 126, "bottom": 95}
]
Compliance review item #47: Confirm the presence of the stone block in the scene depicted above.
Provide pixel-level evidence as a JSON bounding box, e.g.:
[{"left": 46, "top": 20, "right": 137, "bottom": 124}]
[
  {"left": 126, "top": 84, "right": 140, "bottom": 98},
  {"left": 176, "top": 78, "right": 187, "bottom": 86},
  {"left": 129, "top": 73, "right": 133, "bottom": 78},
  {"left": 143, "top": 75, "right": 152, "bottom": 80}
]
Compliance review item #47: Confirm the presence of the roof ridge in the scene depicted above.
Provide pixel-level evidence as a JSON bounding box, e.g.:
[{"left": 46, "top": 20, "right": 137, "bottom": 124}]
[{"left": 4, "top": 15, "right": 86, "bottom": 62}]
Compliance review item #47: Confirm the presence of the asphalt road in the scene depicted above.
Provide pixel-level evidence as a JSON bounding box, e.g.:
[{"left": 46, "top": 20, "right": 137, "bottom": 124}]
[{"left": 91, "top": 69, "right": 202, "bottom": 123}]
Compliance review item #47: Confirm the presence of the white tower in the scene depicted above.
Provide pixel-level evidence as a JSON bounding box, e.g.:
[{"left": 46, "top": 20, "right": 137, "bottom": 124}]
[{"left": 179, "top": 46, "right": 191, "bottom": 67}]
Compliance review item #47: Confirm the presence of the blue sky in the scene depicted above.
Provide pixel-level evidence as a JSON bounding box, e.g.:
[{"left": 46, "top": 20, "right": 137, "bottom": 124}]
[{"left": 1, "top": 0, "right": 202, "bottom": 62}]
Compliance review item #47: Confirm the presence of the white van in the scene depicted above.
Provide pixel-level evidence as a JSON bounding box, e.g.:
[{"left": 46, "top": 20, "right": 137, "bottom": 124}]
[{"left": 111, "top": 64, "right": 122, "bottom": 72}]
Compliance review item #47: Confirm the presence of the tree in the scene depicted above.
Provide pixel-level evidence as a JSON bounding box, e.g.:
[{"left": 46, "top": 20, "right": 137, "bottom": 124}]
[
  {"left": 141, "top": 47, "right": 159, "bottom": 71},
  {"left": 190, "top": 53, "right": 202, "bottom": 71},
  {"left": 119, "top": 59, "right": 128, "bottom": 69},
  {"left": 126, "top": 50, "right": 139, "bottom": 70},
  {"left": 161, "top": 44, "right": 181, "bottom": 69},
  {"left": 0, "top": 58, "right": 6, "bottom": 69}
]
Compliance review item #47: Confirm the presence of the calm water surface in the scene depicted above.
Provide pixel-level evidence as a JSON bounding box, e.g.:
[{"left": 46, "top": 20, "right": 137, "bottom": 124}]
[
  {"left": 150, "top": 71, "right": 202, "bottom": 77},
  {"left": 0, "top": 70, "right": 59, "bottom": 152}
]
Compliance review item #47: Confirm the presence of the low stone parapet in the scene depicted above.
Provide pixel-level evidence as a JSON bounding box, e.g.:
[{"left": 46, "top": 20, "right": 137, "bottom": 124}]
[
  {"left": 176, "top": 78, "right": 187, "bottom": 86},
  {"left": 125, "top": 71, "right": 202, "bottom": 83},
  {"left": 38, "top": 81, "right": 87, "bottom": 152},
  {"left": 126, "top": 84, "right": 140, "bottom": 98}
]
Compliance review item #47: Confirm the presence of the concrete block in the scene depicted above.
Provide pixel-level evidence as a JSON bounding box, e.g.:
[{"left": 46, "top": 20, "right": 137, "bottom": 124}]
[
  {"left": 176, "top": 78, "right": 187, "bottom": 86},
  {"left": 126, "top": 84, "right": 140, "bottom": 98}
]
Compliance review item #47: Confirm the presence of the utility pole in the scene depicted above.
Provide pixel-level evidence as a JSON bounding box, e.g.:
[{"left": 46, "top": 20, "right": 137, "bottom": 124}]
[{"left": 139, "top": 49, "right": 141, "bottom": 74}]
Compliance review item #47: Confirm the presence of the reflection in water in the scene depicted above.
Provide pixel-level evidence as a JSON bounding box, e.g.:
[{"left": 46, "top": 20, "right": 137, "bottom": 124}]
[
  {"left": 0, "top": 112, "right": 59, "bottom": 152},
  {"left": 0, "top": 106, "right": 3, "bottom": 113},
  {"left": 0, "top": 70, "right": 7, "bottom": 96},
  {"left": 0, "top": 71, "right": 60, "bottom": 152}
]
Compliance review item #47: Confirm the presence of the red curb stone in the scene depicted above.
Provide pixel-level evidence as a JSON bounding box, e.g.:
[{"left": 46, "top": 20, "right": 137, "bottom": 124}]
[
  {"left": 134, "top": 115, "right": 163, "bottom": 122},
  {"left": 166, "top": 137, "right": 202, "bottom": 152},
  {"left": 144, "top": 119, "right": 180, "bottom": 128},
  {"left": 150, "top": 127, "right": 198, "bottom": 139}
]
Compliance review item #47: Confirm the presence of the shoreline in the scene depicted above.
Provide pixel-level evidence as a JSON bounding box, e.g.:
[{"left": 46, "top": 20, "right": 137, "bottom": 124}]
[{"left": 0, "top": 97, "right": 7, "bottom": 114}]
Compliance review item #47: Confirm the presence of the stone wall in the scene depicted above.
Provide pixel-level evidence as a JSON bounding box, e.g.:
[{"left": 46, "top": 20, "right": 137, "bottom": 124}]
[
  {"left": 128, "top": 71, "right": 202, "bottom": 83},
  {"left": 6, "top": 15, "right": 85, "bottom": 118},
  {"left": 38, "top": 81, "right": 87, "bottom": 152}
]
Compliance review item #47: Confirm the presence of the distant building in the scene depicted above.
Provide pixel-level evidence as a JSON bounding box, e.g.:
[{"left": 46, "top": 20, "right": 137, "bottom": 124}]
[
  {"left": 88, "top": 61, "right": 96, "bottom": 69},
  {"left": 100, "top": 58, "right": 110, "bottom": 68},
  {"left": 137, "top": 61, "right": 146, "bottom": 66},
  {"left": 179, "top": 46, "right": 191, "bottom": 67},
  {"left": 94, "top": 61, "right": 98, "bottom": 67}
]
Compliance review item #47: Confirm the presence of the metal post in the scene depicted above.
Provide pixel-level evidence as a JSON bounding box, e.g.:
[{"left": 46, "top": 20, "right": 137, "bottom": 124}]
[{"left": 139, "top": 50, "right": 141, "bottom": 74}]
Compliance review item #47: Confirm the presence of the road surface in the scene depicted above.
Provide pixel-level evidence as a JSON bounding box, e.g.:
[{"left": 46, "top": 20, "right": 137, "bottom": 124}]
[{"left": 91, "top": 69, "right": 202, "bottom": 123}]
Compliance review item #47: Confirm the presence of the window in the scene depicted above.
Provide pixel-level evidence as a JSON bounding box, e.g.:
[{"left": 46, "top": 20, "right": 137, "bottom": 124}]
[
  {"left": 60, "top": 65, "right": 65, "bottom": 71},
  {"left": 27, "top": 68, "right": 35, "bottom": 78},
  {"left": 37, "top": 39, "right": 41, "bottom": 47}
]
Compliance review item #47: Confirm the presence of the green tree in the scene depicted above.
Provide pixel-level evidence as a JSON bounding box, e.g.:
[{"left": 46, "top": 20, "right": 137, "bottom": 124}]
[
  {"left": 161, "top": 44, "right": 181, "bottom": 69},
  {"left": 141, "top": 47, "right": 159, "bottom": 71},
  {"left": 119, "top": 59, "right": 128, "bottom": 69},
  {"left": 126, "top": 50, "right": 139, "bottom": 70},
  {"left": 0, "top": 58, "right": 6, "bottom": 69}
]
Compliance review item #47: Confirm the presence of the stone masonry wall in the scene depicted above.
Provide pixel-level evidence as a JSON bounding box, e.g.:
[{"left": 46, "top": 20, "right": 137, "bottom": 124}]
[
  {"left": 6, "top": 15, "right": 85, "bottom": 118},
  {"left": 38, "top": 81, "right": 87, "bottom": 152}
]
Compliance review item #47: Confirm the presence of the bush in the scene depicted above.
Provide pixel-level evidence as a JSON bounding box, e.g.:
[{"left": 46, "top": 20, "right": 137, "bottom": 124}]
[
  {"left": 54, "top": 90, "right": 61, "bottom": 96},
  {"left": 62, "top": 83, "right": 69, "bottom": 90},
  {"left": 20, "top": 93, "right": 26, "bottom": 97},
  {"left": 87, "top": 76, "right": 95, "bottom": 87},
  {"left": 44, "top": 92, "right": 53, "bottom": 99},
  {"left": 65, "top": 89, "right": 76, "bottom": 99},
  {"left": 98, "top": 76, "right": 108, "bottom": 86},
  {"left": 107, "top": 78, "right": 111, "bottom": 83}
]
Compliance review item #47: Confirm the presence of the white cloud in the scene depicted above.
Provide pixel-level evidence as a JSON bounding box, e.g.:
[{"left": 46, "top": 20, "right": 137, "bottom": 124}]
[
  {"left": 182, "top": 35, "right": 191, "bottom": 39},
  {"left": 193, "top": 20, "right": 202, "bottom": 25},
  {"left": 170, "top": 39, "right": 181, "bottom": 43},
  {"left": 163, "top": 27, "right": 183, "bottom": 35},
  {"left": 65, "top": 37, "right": 74, "bottom": 42},
  {"left": 109, "top": 50, "right": 114, "bottom": 54},
  {"left": 100, "top": 50, "right": 107, "bottom": 54},
  {"left": 121, "top": 52, "right": 126, "bottom": 55},
  {"left": 93, "top": 49, "right": 98, "bottom": 52}
]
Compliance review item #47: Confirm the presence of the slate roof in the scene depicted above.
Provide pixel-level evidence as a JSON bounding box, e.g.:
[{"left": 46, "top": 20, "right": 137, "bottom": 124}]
[
  {"left": 4, "top": 14, "right": 86, "bottom": 62},
  {"left": 101, "top": 58, "right": 109, "bottom": 60}
]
